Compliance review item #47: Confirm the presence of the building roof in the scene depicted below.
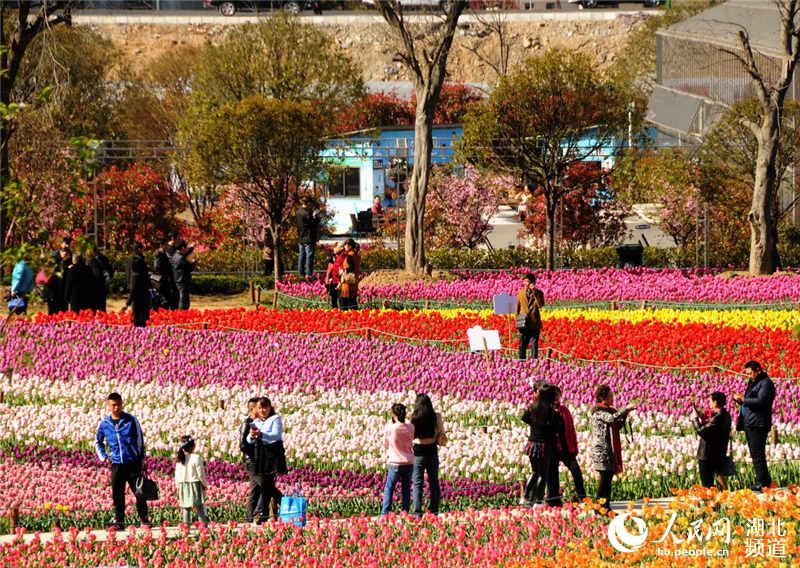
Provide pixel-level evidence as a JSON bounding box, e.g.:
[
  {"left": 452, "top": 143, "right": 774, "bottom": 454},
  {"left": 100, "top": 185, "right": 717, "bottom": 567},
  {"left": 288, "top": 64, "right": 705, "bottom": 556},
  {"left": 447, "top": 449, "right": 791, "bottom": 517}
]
[{"left": 659, "top": 0, "right": 784, "bottom": 57}]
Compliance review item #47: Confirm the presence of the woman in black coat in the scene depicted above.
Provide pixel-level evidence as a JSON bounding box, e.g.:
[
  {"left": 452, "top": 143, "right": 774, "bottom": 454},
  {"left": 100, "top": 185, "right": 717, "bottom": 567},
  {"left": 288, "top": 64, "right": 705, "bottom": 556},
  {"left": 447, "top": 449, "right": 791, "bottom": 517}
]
[{"left": 63, "top": 254, "right": 96, "bottom": 313}]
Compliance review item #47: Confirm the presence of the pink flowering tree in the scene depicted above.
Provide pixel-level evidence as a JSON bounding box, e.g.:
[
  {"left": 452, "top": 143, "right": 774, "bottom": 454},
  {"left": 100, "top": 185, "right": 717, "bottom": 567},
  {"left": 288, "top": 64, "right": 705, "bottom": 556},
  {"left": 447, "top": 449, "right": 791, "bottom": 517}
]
[{"left": 427, "top": 165, "right": 508, "bottom": 249}]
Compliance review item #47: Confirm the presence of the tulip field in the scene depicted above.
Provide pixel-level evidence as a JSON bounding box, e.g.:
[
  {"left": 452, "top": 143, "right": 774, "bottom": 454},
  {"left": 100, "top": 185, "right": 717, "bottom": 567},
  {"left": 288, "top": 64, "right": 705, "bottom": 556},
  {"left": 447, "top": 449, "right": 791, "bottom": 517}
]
[
  {"left": 2, "top": 267, "right": 800, "bottom": 565},
  {"left": 278, "top": 267, "right": 800, "bottom": 304}
]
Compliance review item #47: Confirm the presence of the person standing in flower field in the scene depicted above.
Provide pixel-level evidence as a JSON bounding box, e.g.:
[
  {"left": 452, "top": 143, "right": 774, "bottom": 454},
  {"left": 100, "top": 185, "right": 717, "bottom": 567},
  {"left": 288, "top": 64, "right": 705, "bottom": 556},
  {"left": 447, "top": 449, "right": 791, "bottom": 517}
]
[
  {"left": 521, "top": 383, "right": 557, "bottom": 507},
  {"left": 733, "top": 360, "right": 776, "bottom": 492},
  {"left": 410, "top": 394, "right": 446, "bottom": 517},
  {"left": 693, "top": 391, "right": 732, "bottom": 490},
  {"left": 245, "top": 397, "right": 286, "bottom": 523},
  {"left": 175, "top": 435, "right": 209, "bottom": 527},
  {"left": 240, "top": 396, "right": 267, "bottom": 523},
  {"left": 324, "top": 242, "right": 345, "bottom": 309},
  {"left": 95, "top": 392, "right": 151, "bottom": 530},
  {"left": 549, "top": 386, "right": 585, "bottom": 504},
  {"left": 515, "top": 274, "right": 545, "bottom": 360},
  {"left": 381, "top": 403, "right": 415, "bottom": 516},
  {"left": 338, "top": 239, "right": 361, "bottom": 310},
  {"left": 590, "top": 385, "right": 635, "bottom": 512}
]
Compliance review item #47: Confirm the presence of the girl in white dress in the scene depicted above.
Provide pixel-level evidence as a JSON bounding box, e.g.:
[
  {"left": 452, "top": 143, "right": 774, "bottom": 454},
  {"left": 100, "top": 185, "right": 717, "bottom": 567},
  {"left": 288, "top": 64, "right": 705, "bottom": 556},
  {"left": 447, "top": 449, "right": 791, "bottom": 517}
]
[{"left": 175, "top": 435, "right": 209, "bottom": 526}]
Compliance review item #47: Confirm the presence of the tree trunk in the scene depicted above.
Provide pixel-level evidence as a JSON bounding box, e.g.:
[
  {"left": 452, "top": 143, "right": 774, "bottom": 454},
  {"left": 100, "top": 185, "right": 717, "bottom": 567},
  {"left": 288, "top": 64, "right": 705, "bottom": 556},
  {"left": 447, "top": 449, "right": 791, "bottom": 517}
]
[
  {"left": 271, "top": 225, "right": 283, "bottom": 284},
  {"left": 748, "top": 112, "right": 780, "bottom": 275},
  {"left": 405, "top": 99, "right": 435, "bottom": 274},
  {"left": 544, "top": 194, "right": 557, "bottom": 271}
]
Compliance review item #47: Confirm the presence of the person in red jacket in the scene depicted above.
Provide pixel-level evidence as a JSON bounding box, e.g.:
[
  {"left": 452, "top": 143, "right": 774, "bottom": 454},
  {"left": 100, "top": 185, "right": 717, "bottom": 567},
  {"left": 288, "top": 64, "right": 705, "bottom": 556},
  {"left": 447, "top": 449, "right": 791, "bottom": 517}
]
[{"left": 547, "top": 386, "right": 586, "bottom": 503}]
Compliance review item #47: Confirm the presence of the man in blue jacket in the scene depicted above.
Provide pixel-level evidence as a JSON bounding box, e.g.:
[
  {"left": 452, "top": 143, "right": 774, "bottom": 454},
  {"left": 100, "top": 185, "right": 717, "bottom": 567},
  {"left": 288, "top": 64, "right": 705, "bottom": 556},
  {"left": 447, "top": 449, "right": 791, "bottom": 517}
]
[
  {"left": 95, "top": 392, "right": 151, "bottom": 529},
  {"left": 734, "top": 361, "right": 776, "bottom": 492}
]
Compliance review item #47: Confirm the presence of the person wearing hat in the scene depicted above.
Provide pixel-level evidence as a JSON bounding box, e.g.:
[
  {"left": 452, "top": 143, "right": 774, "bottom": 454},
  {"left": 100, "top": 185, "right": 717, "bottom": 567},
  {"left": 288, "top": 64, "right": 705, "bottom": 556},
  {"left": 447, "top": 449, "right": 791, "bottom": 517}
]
[
  {"left": 175, "top": 435, "right": 209, "bottom": 527},
  {"left": 324, "top": 242, "right": 345, "bottom": 309},
  {"left": 122, "top": 241, "right": 151, "bottom": 327}
]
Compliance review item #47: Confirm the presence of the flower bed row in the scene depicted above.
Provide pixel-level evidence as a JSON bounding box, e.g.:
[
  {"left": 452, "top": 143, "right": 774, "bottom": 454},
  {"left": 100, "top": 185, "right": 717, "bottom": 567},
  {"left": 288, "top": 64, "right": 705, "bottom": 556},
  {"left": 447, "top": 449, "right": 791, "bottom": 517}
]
[
  {"left": 278, "top": 267, "right": 800, "bottom": 304},
  {"left": 1, "top": 324, "right": 799, "bottom": 526},
  {"left": 0, "top": 445, "right": 514, "bottom": 531},
  {"left": 34, "top": 305, "right": 800, "bottom": 331},
  {"left": 3, "top": 323, "right": 799, "bottom": 424},
  {"left": 31, "top": 307, "right": 800, "bottom": 377},
  {"left": 1, "top": 488, "right": 798, "bottom": 567}
]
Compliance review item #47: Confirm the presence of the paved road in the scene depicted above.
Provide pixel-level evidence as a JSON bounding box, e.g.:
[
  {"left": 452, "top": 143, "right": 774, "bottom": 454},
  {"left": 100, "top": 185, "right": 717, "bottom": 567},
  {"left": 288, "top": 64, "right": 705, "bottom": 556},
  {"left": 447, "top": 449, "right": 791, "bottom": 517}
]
[
  {"left": 73, "top": 4, "right": 657, "bottom": 23},
  {"left": 75, "top": 4, "right": 649, "bottom": 17}
]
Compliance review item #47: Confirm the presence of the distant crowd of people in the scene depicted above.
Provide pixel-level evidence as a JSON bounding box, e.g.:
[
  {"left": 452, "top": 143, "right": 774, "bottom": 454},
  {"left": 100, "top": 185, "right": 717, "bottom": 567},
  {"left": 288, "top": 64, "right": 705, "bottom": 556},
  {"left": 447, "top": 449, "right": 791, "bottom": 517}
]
[
  {"left": 9, "top": 238, "right": 115, "bottom": 317},
  {"left": 92, "top": 360, "right": 775, "bottom": 528},
  {"left": 7, "top": 236, "right": 197, "bottom": 327}
]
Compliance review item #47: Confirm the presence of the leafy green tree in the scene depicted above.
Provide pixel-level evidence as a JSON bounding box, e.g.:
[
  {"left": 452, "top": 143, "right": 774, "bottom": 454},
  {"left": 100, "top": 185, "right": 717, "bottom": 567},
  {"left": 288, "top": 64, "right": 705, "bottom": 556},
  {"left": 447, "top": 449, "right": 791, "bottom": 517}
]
[
  {"left": 462, "top": 49, "right": 634, "bottom": 270},
  {"left": 1, "top": 1, "right": 76, "bottom": 261},
  {"left": 187, "top": 13, "right": 363, "bottom": 118},
  {"left": 116, "top": 46, "right": 214, "bottom": 234},
  {"left": 177, "top": 13, "right": 362, "bottom": 247},
  {"left": 1, "top": 22, "right": 117, "bottom": 250},
  {"left": 193, "top": 97, "right": 327, "bottom": 279}
]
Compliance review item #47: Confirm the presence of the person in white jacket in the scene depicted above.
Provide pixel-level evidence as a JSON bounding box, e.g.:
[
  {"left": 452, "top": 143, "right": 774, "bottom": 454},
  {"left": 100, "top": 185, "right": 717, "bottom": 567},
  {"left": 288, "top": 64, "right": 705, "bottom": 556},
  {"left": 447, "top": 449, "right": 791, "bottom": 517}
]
[{"left": 175, "top": 436, "right": 209, "bottom": 526}]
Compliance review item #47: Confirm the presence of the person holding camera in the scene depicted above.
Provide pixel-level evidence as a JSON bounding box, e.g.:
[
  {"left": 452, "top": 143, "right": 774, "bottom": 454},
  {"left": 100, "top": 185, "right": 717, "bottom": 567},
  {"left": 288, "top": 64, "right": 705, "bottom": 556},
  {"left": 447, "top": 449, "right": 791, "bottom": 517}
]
[
  {"left": 515, "top": 273, "right": 545, "bottom": 360},
  {"left": 95, "top": 392, "right": 151, "bottom": 530},
  {"left": 733, "top": 361, "right": 776, "bottom": 492},
  {"left": 693, "top": 391, "right": 732, "bottom": 490},
  {"left": 591, "top": 385, "right": 635, "bottom": 511},
  {"left": 245, "top": 397, "right": 285, "bottom": 523}
]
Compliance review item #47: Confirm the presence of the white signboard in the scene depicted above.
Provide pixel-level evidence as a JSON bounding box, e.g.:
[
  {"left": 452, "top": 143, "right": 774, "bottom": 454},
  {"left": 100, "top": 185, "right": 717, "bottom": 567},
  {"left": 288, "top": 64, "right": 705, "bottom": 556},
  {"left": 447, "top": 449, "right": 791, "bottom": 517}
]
[{"left": 467, "top": 326, "right": 502, "bottom": 352}]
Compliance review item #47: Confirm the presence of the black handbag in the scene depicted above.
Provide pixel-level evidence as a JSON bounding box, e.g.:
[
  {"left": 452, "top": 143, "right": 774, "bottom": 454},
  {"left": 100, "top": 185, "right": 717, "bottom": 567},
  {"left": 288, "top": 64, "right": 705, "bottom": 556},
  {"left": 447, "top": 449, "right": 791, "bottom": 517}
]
[{"left": 135, "top": 471, "right": 160, "bottom": 501}]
